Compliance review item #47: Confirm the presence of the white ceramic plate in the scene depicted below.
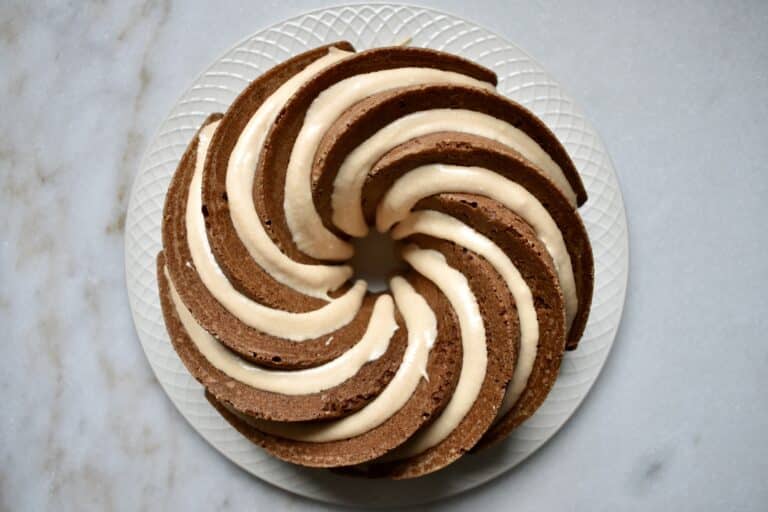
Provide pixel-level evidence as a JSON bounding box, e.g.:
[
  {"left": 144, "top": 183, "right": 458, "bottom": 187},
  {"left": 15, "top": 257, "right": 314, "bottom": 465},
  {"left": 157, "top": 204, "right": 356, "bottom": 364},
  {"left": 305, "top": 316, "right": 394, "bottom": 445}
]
[{"left": 124, "top": 3, "right": 629, "bottom": 507}]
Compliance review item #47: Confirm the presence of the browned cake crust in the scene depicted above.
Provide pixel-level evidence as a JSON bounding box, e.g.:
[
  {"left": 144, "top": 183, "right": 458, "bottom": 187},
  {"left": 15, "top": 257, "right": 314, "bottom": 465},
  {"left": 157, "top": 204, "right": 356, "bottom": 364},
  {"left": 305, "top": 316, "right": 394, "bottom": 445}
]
[
  {"left": 161, "top": 113, "right": 399, "bottom": 370},
  {"left": 157, "top": 251, "right": 409, "bottom": 422},
  {"left": 360, "top": 132, "right": 593, "bottom": 350},
  {"left": 413, "top": 194, "right": 566, "bottom": 447},
  {"left": 205, "top": 273, "right": 464, "bottom": 467},
  {"left": 353, "top": 238, "right": 518, "bottom": 478},
  {"left": 202, "top": 42, "right": 356, "bottom": 311},
  {"left": 253, "top": 47, "right": 497, "bottom": 265},
  {"left": 311, "top": 84, "right": 586, "bottom": 239}
]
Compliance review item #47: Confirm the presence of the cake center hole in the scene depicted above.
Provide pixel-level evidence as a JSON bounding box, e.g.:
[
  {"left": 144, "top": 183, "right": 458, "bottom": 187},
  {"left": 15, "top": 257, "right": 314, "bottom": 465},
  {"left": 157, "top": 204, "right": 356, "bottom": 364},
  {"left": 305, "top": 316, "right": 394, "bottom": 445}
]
[{"left": 349, "top": 230, "right": 406, "bottom": 293}]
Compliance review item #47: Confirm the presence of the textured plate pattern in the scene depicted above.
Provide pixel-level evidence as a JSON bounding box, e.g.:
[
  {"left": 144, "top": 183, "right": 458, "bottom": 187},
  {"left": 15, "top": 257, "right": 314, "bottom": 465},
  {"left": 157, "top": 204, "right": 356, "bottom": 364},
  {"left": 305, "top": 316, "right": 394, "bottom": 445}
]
[{"left": 124, "top": 3, "right": 628, "bottom": 507}]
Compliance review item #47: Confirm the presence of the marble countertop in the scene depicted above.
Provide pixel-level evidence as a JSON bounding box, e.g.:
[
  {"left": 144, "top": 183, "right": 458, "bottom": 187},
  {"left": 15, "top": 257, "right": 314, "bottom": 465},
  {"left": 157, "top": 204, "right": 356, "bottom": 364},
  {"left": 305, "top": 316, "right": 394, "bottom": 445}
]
[{"left": 2, "top": 1, "right": 767, "bottom": 510}]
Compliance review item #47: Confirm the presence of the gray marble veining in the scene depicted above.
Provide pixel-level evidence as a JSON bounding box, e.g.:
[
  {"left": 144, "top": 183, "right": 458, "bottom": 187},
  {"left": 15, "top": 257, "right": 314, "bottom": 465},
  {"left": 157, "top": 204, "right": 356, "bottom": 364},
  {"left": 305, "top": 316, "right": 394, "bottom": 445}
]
[{"left": 2, "top": 1, "right": 767, "bottom": 511}]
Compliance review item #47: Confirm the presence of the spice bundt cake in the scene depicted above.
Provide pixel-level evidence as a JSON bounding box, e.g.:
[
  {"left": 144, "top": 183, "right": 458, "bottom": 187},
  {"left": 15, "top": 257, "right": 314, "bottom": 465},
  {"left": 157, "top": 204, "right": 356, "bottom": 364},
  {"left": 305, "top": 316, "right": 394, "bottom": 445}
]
[{"left": 157, "top": 41, "right": 594, "bottom": 478}]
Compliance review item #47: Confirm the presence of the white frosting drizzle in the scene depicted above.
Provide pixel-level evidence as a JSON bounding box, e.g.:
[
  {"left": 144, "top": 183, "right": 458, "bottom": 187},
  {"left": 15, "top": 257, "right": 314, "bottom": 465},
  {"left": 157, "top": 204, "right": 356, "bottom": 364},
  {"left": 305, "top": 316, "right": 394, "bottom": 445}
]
[
  {"left": 392, "top": 210, "right": 537, "bottom": 415},
  {"left": 251, "top": 276, "right": 437, "bottom": 442},
  {"left": 283, "top": 68, "right": 495, "bottom": 261},
  {"left": 332, "top": 108, "right": 576, "bottom": 237},
  {"left": 227, "top": 47, "right": 354, "bottom": 299},
  {"left": 165, "top": 267, "right": 397, "bottom": 395},
  {"left": 377, "top": 164, "right": 578, "bottom": 330},
  {"left": 186, "top": 121, "right": 368, "bottom": 341},
  {"left": 391, "top": 246, "right": 487, "bottom": 458}
]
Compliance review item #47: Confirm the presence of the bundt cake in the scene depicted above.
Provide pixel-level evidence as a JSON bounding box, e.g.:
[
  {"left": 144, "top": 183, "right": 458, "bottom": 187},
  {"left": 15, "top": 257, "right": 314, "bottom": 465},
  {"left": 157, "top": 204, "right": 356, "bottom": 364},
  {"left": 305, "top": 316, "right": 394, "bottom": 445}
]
[{"left": 157, "top": 41, "right": 594, "bottom": 479}]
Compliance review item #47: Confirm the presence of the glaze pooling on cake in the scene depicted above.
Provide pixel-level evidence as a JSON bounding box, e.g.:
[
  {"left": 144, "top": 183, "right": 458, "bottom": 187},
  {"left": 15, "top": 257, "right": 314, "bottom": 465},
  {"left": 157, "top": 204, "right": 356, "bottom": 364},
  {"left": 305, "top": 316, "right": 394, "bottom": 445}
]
[
  {"left": 162, "top": 114, "right": 410, "bottom": 422},
  {"left": 388, "top": 246, "right": 487, "bottom": 457},
  {"left": 377, "top": 162, "right": 578, "bottom": 330},
  {"left": 361, "top": 131, "right": 594, "bottom": 350},
  {"left": 412, "top": 193, "right": 566, "bottom": 445},
  {"left": 195, "top": 267, "right": 464, "bottom": 467},
  {"left": 332, "top": 106, "right": 577, "bottom": 237},
  {"left": 186, "top": 121, "right": 368, "bottom": 340},
  {"left": 312, "top": 83, "right": 586, "bottom": 243},
  {"left": 253, "top": 45, "right": 497, "bottom": 268},
  {"left": 392, "top": 211, "right": 538, "bottom": 412},
  {"left": 283, "top": 69, "right": 494, "bottom": 260},
  {"left": 227, "top": 47, "right": 353, "bottom": 298},
  {"left": 166, "top": 267, "right": 396, "bottom": 394},
  {"left": 157, "top": 42, "right": 594, "bottom": 477},
  {"left": 247, "top": 276, "right": 437, "bottom": 442}
]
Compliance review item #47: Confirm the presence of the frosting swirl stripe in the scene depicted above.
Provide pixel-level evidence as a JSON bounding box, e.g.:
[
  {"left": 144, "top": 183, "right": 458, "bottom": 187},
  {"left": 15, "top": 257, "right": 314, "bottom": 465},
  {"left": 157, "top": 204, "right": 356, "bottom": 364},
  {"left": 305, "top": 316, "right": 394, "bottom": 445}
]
[
  {"left": 392, "top": 210, "right": 538, "bottom": 414},
  {"left": 187, "top": 121, "right": 368, "bottom": 340},
  {"left": 392, "top": 245, "right": 487, "bottom": 457},
  {"left": 332, "top": 107, "right": 576, "bottom": 237},
  {"left": 166, "top": 266, "right": 397, "bottom": 395},
  {"left": 251, "top": 276, "right": 437, "bottom": 442},
  {"left": 283, "top": 69, "right": 495, "bottom": 261},
  {"left": 377, "top": 163, "right": 578, "bottom": 331},
  {"left": 226, "top": 47, "right": 354, "bottom": 299}
]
